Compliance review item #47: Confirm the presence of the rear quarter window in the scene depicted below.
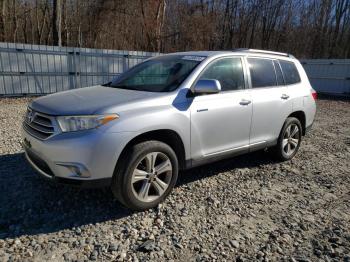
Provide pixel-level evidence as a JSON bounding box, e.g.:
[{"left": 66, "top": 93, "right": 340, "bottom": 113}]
[{"left": 279, "top": 60, "right": 301, "bottom": 85}]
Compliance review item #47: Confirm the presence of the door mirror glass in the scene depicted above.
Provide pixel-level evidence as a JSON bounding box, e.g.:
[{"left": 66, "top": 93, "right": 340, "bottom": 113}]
[{"left": 192, "top": 79, "right": 221, "bottom": 94}]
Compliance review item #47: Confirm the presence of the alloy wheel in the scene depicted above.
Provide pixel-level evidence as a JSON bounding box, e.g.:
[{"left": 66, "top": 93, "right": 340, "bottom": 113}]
[
  {"left": 282, "top": 123, "right": 300, "bottom": 156},
  {"left": 131, "top": 152, "right": 172, "bottom": 202}
]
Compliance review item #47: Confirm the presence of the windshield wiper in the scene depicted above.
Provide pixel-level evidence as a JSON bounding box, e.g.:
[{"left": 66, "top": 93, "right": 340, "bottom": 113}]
[
  {"left": 108, "top": 84, "right": 141, "bottom": 91},
  {"left": 102, "top": 82, "right": 112, "bottom": 87},
  {"left": 102, "top": 83, "right": 133, "bottom": 90},
  {"left": 104, "top": 83, "right": 157, "bottom": 92}
]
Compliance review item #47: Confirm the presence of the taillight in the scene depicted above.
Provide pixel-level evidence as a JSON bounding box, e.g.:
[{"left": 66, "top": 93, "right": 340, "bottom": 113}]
[{"left": 311, "top": 90, "right": 317, "bottom": 100}]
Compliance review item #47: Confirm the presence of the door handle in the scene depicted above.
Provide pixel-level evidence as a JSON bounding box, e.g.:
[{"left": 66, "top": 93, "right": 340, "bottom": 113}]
[
  {"left": 239, "top": 99, "right": 251, "bottom": 105},
  {"left": 281, "top": 94, "right": 290, "bottom": 100}
]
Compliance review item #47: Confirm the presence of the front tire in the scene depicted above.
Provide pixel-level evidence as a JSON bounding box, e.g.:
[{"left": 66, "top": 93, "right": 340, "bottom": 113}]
[
  {"left": 111, "top": 141, "right": 178, "bottom": 211},
  {"left": 273, "top": 117, "right": 302, "bottom": 161}
]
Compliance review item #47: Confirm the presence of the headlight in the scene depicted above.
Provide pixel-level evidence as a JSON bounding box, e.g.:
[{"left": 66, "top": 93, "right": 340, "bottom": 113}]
[{"left": 56, "top": 114, "right": 119, "bottom": 132}]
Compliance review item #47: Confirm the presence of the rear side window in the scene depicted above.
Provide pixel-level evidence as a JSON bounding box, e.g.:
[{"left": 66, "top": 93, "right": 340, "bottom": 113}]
[
  {"left": 279, "top": 60, "right": 301, "bottom": 85},
  {"left": 247, "top": 58, "right": 277, "bottom": 88},
  {"left": 273, "top": 60, "right": 285, "bottom": 86}
]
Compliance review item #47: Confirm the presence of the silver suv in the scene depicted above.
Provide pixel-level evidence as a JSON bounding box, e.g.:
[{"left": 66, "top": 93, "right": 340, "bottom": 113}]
[{"left": 23, "top": 49, "right": 317, "bottom": 210}]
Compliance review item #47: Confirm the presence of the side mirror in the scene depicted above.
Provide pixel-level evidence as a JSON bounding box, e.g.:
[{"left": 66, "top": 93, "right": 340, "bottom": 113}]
[{"left": 192, "top": 79, "right": 221, "bottom": 94}]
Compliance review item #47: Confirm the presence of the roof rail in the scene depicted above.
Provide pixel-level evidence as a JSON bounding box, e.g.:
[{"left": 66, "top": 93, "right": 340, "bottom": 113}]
[{"left": 233, "top": 48, "right": 292, "bottom": 57}]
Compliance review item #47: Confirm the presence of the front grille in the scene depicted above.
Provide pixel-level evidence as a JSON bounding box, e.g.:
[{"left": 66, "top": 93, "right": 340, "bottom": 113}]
[{"left": 23, "top": 108, "right": 56, "bottom": 140}]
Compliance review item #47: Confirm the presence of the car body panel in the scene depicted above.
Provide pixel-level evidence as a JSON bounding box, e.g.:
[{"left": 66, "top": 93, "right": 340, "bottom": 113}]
[
  {"left": 249, "top": 86, "right": 293, "bottom": 145},
  {"left": 22, "top": 127, "right": 136, "bottom": 180},
  {"left": 30, "top": 85, "right": 167, "bottom": 115},
  {"left": 292, "top": 60, "right": 317, "bottom": 127},
  {"left": 189, "top": 89, "right": 252, "bottom": 159}
]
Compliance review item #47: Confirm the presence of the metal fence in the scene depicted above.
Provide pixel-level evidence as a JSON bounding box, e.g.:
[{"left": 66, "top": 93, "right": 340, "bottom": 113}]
[
  {"left": 301, "top": 59, "right": 350, "bottom": 96},
  {"left": 0, "top": 42, "right": 159, "bottom": 96},
  {"left": 1, "top": 43, "right": 349, "bottom": 96}
]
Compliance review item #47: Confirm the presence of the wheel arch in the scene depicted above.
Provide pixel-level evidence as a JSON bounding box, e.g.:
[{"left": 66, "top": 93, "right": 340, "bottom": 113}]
[
  {"left": 288, "top": 111, "right": 306, "bottom": 135},
  {"left": 115, "top": 129, "right": 187, "bottom": 173}
]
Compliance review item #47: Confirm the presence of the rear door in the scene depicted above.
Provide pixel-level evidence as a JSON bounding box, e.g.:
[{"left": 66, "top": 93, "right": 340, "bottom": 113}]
[
  {"left": 246, "top": 57, "right": 293, "bottom": 147},
  {"left": 278, "top": 59, "right": 304, "bottom": 111},
  {"left": 190, "top": 56, "right": 252, "bottom": 160}
]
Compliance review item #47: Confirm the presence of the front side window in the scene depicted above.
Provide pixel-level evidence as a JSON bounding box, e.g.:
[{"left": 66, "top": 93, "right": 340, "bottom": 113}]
[
  {"left": 109, "top": 55, "right": 203, "bottom": 92},
  {"left": 247, "top": 58, "right": 277, "bottom": 88},
  {"left": 199, "top": 57, "right": 245, "bottom": 91},
  {"left": 279, "top": 60, "right": 301, "bottom": 85}
]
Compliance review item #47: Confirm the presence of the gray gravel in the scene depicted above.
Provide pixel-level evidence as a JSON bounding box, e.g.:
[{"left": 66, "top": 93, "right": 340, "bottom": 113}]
[{"left": 0, "top": 97, "right": 349, "bottom": 261}]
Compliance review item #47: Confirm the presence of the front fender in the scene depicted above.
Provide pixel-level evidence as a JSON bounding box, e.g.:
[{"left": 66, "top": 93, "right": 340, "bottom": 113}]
[{"left": 104, "top": 105, "right": 191, "bottom": 160}]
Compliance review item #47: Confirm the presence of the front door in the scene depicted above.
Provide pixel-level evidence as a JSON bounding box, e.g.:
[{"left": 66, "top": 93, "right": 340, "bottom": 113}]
[{"left": 190, "top": 57, "right": 252, "bottom": 160}]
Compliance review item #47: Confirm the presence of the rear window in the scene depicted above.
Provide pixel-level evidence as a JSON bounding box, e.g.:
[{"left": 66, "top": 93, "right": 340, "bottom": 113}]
[
  {"left": 279, "top": 60, "right": 301, "bottom": 85},
  {"left": 247, "top": 58, "right": 277, "bottom": 88}
]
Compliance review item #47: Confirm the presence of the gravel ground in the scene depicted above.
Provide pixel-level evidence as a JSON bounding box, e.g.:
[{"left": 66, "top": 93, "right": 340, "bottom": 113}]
[{"left": 0, "top": 97, "right": 349, "bottom": 262}]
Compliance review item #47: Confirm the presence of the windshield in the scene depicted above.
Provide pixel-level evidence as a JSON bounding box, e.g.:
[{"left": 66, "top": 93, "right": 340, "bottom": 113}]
[{"left": 108, "top": 55, "right": 205, "bottom": 92}]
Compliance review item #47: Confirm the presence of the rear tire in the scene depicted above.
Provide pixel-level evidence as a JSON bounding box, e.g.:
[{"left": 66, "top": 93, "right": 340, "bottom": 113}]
[
  {"left": 111, "top": 141, "right": 178, "bottom": 211},
  {"left": 272, "top": 117, "right": 302, "bottom": 161}
]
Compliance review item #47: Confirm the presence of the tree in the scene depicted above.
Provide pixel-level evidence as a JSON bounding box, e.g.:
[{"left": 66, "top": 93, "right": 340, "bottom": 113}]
[
  {"left": 0, "top": 0, "right": 349, "bottom": 58},
  {"left": 52, "top": 0, "right": 62, "bottom": 46}
]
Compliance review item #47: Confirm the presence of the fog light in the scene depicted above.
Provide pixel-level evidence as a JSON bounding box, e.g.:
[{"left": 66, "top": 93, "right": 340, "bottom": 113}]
[{"left": 55, "top": 162, "right": 91, "bottom": 178}]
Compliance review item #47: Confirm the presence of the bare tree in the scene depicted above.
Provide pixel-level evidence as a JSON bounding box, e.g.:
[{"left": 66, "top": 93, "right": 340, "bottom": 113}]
[
  {"left": 0, "top": 0, "right": 6, "bottom": 41},
  {"left": 329, "top": 0, "right": 350, "bottom": 57},
  {"left": 0, "top": 0, "right": 349, "bottom": 58},
  {"left": 52, "top": 0, "right": 62, "bottom": 46}
]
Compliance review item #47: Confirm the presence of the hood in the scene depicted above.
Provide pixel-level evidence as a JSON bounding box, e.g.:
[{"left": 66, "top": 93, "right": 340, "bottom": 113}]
[{"left": 30, "top": 86, "right": 167, "bottom": 115}]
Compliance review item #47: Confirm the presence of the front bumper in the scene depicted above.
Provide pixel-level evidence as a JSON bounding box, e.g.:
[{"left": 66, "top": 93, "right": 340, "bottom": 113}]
[
  {"left": 22, "top": 126, "right": 134, "bottom": 188},
  {"left": 23, "top": 145, "right": 111, "bottom": 188}
]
